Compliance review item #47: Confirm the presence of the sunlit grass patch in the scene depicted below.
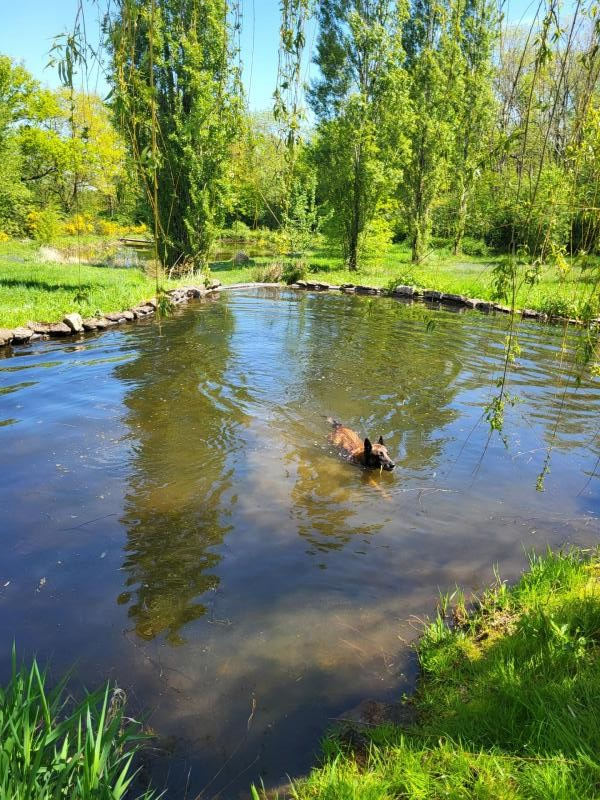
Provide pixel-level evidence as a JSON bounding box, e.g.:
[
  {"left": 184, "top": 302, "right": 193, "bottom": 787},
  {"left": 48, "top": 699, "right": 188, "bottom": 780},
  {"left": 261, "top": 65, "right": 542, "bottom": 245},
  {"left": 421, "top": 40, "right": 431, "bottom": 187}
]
[
  {"left": 212, "top": 243, "right": 599, "bottom": 318},
  {"left": 0, "top": 239, "right": 189, "bottom": 328},
  {"left": 263, "top": 548, "right": 600, "bottom": 800}
]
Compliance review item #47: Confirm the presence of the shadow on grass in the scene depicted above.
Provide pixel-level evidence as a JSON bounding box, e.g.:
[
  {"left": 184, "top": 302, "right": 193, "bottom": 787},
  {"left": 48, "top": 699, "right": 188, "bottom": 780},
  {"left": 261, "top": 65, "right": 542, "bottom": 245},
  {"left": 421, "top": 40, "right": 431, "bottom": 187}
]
[
  {"left": 415, "top": 589, "right": 600, "bottom": 760},
  {"left": 0, "top": 278, "right": 94, "bottom": 293}
]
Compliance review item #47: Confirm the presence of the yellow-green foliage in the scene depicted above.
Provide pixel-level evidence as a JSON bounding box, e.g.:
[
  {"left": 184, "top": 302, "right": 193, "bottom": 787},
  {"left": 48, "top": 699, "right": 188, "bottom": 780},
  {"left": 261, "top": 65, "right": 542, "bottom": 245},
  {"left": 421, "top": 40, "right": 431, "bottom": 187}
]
[{"left": 25, "top": 212, "right": 149, "bottom": 242}]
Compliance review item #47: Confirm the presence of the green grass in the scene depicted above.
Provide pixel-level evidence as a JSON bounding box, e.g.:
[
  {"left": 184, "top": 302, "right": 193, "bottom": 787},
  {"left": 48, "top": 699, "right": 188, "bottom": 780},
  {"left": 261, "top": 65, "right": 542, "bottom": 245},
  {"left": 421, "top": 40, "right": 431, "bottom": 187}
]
[
  {"left": 0, "top": 648, "right": 154, "bottom": 799},
  {"left": 213, "top": 242, "right": 600, "bottom": 319},
  {"left": 267, "top": 548, "right": 600, "bottom": 799},
  {"left": 0, "top": 240, "right": 188, "bottom": 328},
  {"left": 2, "top": 237, "right": 598, "bottom": 328}
]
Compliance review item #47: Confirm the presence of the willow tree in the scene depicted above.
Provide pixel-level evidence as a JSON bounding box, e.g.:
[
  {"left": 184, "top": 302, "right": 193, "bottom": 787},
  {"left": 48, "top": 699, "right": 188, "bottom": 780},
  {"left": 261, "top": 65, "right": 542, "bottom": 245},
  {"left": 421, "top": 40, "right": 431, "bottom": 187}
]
[
  {"left": 309, "top": 0, "right": 411, "bottom": 271},
  {"left": 108, "top": 0, "right": 241, "bottom": 269}
]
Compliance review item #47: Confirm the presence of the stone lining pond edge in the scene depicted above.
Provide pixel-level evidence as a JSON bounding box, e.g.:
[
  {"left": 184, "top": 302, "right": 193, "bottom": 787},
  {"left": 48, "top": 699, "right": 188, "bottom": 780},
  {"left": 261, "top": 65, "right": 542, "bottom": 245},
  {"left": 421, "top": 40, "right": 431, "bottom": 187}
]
[
  {"left": 0, "top": 279, "right": 595, "bottom": 350},
  {"left": 0, "top": 283, "right": 222, "bottom": 349},
  {"left": 287, "top": 280, "right": 593, "bottom": 328}
]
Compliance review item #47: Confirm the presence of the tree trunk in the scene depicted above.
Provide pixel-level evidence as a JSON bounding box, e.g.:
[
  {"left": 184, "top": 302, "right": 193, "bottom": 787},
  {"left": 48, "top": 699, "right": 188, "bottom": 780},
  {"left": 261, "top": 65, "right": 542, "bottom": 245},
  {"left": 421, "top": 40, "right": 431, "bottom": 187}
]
[
  {"left": 411, "top": 207, "right": 430, "bottom": 263},
  {"left": 453, "top": 184, "right": 469, "bottom": 256},
  {"left": 347, "top": 144, "right": 363, "bottom": 271}
]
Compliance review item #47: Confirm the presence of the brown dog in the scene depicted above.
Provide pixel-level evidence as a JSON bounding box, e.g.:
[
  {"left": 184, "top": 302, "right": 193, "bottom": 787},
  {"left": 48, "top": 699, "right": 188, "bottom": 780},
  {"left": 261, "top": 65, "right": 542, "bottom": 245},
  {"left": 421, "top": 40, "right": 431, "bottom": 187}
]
[{"left": 327, "top": 417, "right": 395, "bottom": 471}]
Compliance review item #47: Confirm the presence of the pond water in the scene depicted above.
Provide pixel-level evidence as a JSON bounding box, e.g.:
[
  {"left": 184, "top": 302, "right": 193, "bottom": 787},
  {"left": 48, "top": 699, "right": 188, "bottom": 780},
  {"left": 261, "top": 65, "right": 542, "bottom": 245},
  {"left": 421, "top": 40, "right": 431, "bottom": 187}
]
[{"left": 1, "top": 288, "right": 599, "bottom": 797}]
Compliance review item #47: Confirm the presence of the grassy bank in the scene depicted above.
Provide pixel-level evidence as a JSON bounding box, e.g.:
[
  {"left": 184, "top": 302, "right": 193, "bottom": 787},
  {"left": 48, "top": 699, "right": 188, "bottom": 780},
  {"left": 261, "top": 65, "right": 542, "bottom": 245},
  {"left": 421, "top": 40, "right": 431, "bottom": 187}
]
[
  {"left": 1, "top": 237, "right": 597, "bottom": 328},
  {"left": 275, "top": 549, "right": 600, "bottom": 799},
  {"left": 214, "top": 243, "right": 599, "bottom": 319},
  {"left": 0, "top": 240, "right": 184, "bottom": 328}
]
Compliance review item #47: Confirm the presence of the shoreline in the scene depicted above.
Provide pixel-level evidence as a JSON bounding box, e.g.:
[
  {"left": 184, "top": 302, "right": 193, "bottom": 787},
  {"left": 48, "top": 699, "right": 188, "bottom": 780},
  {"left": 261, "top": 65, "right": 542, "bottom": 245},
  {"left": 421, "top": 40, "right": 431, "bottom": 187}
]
[
  {"left": 0, "top": 279, "right": 593, "bottom": 352},
  {"left": 272, "top": 547, "right": 600, "bottom": 799}
]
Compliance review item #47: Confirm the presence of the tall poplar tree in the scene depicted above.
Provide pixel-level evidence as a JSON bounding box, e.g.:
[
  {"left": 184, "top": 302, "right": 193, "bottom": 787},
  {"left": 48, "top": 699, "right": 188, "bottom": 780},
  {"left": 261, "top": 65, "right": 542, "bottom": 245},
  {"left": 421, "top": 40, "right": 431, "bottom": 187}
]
[
  {"left": 108, "top": 0, "right": 241, "bottom": 269},
  {"left": 309, "top": 0, "right": 411, "bottom": 271},
  {"left": 450, "top": 0, "right": 498, "bottom": 254},
  {"left": 402, "top": 0, "right": 463, "bottom": 262}
]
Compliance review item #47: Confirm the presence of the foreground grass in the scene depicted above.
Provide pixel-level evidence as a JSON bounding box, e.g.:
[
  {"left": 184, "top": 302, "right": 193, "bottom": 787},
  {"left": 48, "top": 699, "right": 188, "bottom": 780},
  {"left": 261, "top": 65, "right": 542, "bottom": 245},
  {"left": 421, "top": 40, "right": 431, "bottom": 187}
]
[
  {"left": 0, "top": 650, "right": 153, "bottom": 798},
  {"left": 215, "top": 243, "right": 600, "bottom": 319},
  {"left": 0, "top": 240, "right": 186, "bottom": 328},
  {"left": 273, "top": 549, "right": 600, "bottom": 799}
]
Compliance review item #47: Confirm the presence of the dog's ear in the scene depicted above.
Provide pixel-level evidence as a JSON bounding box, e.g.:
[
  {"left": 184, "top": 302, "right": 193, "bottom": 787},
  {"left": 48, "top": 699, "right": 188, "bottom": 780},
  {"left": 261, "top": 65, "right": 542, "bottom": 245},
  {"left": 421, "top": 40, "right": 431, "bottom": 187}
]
[
  {"left": 378, "top": 435, "right": 384, "bottom": 446},
  {"left": 364, "top": 438, "right": 372, "bottom": 455}
]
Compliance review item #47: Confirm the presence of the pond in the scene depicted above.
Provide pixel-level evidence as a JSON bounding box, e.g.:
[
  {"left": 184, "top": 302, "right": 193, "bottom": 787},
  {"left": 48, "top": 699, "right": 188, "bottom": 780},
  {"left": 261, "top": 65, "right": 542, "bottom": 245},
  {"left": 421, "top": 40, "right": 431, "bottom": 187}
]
[{"left": 0, "top": 288, "right": 599, "bottom": 796}]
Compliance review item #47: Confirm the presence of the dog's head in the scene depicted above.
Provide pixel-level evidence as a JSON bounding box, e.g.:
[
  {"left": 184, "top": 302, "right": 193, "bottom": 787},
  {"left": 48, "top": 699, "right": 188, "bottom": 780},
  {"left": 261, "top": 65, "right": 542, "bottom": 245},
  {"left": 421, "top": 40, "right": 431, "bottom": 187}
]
[{"left": 364, "top": 436, "right": 395, "bottom": 471}]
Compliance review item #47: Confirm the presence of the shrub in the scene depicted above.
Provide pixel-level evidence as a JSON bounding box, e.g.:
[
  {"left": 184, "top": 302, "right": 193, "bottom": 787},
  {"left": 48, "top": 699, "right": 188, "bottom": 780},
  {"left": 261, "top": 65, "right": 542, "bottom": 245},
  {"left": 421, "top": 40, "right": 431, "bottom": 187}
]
[
  {"left": 430, "top": 236, "right": 454, "bottom": 250},
  {"left": 27, "top": 208, "right": 64, "bottom": 244},
  {"left": 223, "top": 220, "right": 252, "bottom": 242},
  {"left": 96, "top": 219, "right": 124, "bottom": 238},
  {"left": 461, "top": 237, "right": 490, "bottom": 257},
  {"left": 362, "top": 217, "right": 394, "bottom": 265},
  {"left": 537, "top": 296, "right": 576, "bottom": 318},
  {"left": 386, "top": 270, "right": 420, "bottom": 293},
  {"left": 0, "top": 231, "right": 9, "bottom": 242},
  {"left": 251, "top": 262, "right": 283, "bottom": 282},
  {"left": 63, "top": 213, "right": 95, "bottom": 236},
  {"left": 282, "top": 261, "right": 307, "bottom": 284}
]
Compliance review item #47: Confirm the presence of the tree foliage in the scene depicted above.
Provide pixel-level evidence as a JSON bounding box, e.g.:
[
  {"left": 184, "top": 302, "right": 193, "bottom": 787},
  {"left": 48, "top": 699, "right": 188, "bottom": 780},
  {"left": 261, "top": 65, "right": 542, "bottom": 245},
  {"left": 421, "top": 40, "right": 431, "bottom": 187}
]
[
  {"left": 309, "top": 0, "right": 411, "bottom": 270},
  {"left": 108, "top": 0, "right": 241, "bottom": 269}
]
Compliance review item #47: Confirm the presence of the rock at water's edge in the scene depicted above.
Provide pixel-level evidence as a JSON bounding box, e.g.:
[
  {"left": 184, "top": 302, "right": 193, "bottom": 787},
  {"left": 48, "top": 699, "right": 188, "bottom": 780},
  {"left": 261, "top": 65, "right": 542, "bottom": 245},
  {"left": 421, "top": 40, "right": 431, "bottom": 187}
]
[
  {"left": 11, "top": 327, "right": 33, "bottom": 343},
  {"left": 0, "top": 328, "right": 14, "bottom": 346},
  {"left": 63, "top": 313, "right": 84, "bottom": 333},
  {"left": 27, "top": 321, "right": 72, "bottom": 336}
]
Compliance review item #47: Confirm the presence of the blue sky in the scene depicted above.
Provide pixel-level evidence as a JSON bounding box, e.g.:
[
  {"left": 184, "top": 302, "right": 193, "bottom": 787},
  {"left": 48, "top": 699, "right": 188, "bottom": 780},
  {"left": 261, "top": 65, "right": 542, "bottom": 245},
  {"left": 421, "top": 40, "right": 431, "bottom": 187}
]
[
  {"left": 0, "top": 0, "right": 550, "bottom": 111},
  {"left": 0, "top": 0, "right": 295, "bottom": 110}
]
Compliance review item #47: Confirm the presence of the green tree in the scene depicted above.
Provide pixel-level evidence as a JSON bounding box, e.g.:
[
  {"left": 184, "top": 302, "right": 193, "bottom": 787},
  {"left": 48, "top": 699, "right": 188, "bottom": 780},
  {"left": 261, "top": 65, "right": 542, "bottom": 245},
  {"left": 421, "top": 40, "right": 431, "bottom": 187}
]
[
  {"left": 18, "top": 90, "right": 127, "bottom": 214},
  {"left": 0, "top": 56, "right": 38, "bottom": 234},
  {"left": 402, "top": 0, "right": 463, "bottom": 262},
  {"left": 450, "top": 0, "right": 498, "bottom": 255},
  {"left": 309, "top": 0, "right": 411, "bottom": 270},
  {"left": 225, "top": 111, "right": 288, "bottom": 228},
  {"left": 108, "top": 0, "right": 241, "bottom": 269}
]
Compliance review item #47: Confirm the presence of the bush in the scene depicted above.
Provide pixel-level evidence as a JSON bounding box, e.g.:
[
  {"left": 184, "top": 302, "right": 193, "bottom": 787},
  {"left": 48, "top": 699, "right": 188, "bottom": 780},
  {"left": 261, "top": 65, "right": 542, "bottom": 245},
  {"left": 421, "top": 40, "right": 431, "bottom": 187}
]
[
  {"left": 95, "top": 220, "right": 122, "bottom": 238},
  {"left": 251, "top": 262, "right": 283, "bottom": 282},
  {"left": 362, "top": 217, "right": 394, "bottom": 265},
  {"left": 95, "top": 219, "right": 150, "bottom": 239},
  {"left": 461, "top": 236, "right": 490, "bottom": 257},
  {"left": 0, "top": 651, "right": 154, "bottom": 799},
  {"left": 27, "top": 208, "right": 63, "bottom": 244},
  {"left": 221, "top": 220, "right": 253, "bottom": 242},
  {"left": 282, "top": 261, "right": 307, "bottom": 284},
  {"left": 430, "top": 236, "right": 454, "bottom": 250},
  {"left": 251, "top": 260, "right": 307, "bottom": 284},
  {"left": 537, "top": 296, "right": 577, "bottom": 319},
  {"left": 63, "top": 213, "right": 95, "bottom": 236},
  {"left": 386, "top": 270, "right": 420, "bottom": 293}
]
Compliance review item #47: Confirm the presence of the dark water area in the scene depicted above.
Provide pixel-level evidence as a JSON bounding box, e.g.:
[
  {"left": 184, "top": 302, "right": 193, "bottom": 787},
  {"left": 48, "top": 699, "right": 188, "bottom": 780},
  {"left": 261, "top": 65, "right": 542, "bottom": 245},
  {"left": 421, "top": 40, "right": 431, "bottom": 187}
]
[{"left": 0, "top": 288, "right": 599, "bottom": 797}]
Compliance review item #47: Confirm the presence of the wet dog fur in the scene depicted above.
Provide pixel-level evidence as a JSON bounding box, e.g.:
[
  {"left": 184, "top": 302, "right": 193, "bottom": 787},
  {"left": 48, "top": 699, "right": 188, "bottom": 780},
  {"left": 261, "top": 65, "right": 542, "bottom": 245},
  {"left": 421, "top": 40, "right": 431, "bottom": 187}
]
[{"left": 327, "top": 417, "right": 395, "bottom": 471}]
